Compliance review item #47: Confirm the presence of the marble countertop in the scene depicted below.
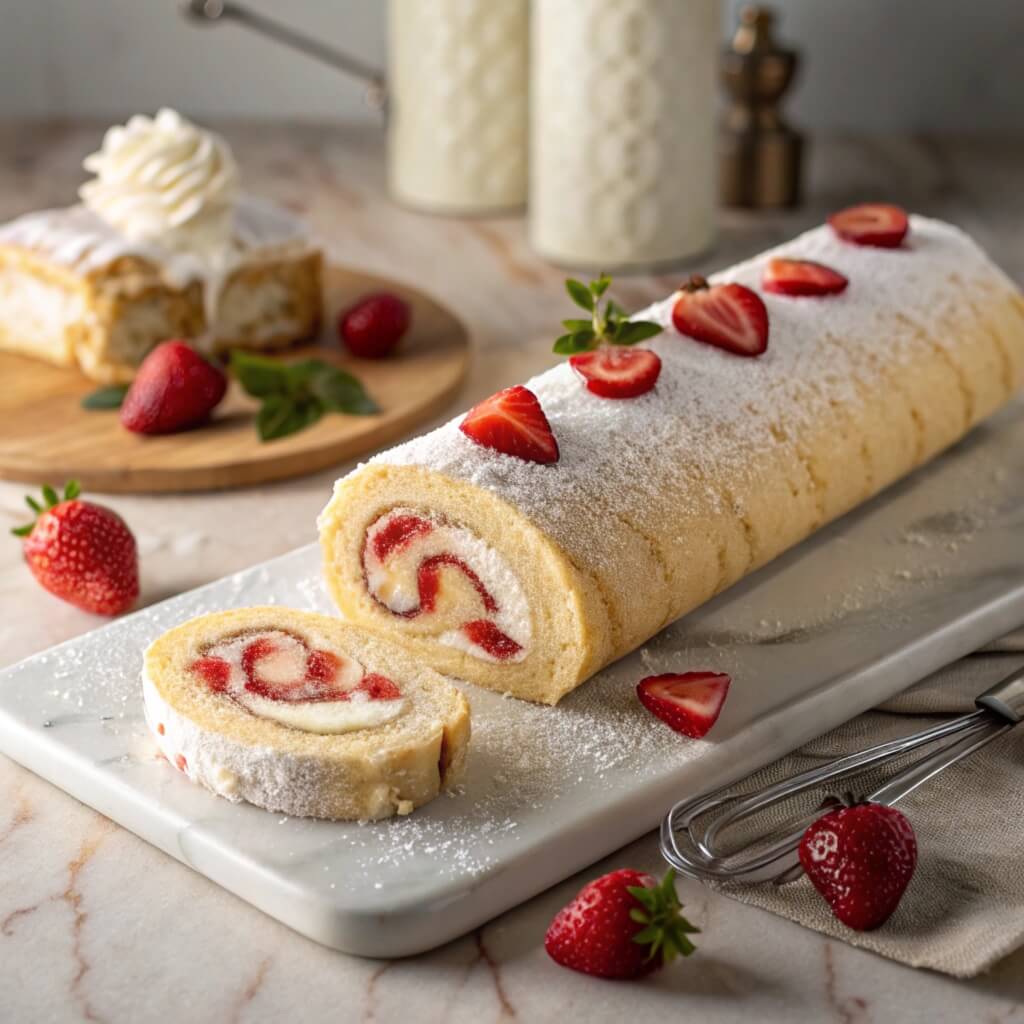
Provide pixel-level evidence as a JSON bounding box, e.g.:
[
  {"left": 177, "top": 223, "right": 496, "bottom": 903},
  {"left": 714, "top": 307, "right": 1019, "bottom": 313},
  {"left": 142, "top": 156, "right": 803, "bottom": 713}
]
[{"left": 1, "top": 121, "right": 1022, "bottom": 1023}]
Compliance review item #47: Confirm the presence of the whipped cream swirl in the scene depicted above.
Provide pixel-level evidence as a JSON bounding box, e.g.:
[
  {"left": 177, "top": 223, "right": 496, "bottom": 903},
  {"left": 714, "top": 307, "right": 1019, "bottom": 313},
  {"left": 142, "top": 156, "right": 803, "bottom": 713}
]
[{"left": 79, "top": 108, "right": 239, "bottom": 256}]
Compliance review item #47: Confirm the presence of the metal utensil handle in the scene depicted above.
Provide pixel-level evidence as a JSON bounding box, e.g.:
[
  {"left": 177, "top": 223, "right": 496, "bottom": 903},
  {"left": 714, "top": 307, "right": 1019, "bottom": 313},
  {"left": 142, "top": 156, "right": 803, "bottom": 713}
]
[
  {"left": 660, "top": 663, "right": 1024, "bottom": 885},
  {"left": 179, "top": 0, "right": 387, "bottom": 112}
]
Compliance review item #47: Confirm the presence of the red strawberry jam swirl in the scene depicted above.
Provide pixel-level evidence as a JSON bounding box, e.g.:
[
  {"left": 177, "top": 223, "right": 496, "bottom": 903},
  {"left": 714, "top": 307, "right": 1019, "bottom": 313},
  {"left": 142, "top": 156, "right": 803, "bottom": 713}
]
[
  {"left": 362, "top": 508, "right": 529, "bottom": 663},
  {"left": 188, "top": 629, "right": 404, "bottom": 733}
]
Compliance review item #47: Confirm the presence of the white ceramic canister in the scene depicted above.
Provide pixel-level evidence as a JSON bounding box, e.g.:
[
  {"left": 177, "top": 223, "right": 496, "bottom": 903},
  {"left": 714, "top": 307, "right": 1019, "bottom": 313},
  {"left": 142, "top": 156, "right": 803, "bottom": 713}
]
[
  {"left": 388, "top": 0, "right": 529, "bottom": 214},
  {"left": 530, "top": 0, "right": 719, "bottom": 269}
]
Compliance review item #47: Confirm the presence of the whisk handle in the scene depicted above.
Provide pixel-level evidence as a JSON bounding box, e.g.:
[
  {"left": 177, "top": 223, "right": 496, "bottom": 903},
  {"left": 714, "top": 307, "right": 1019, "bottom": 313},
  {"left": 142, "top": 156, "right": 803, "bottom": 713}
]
[{"left": 976, "top": 665, "right": 1024, "bottom": 723}]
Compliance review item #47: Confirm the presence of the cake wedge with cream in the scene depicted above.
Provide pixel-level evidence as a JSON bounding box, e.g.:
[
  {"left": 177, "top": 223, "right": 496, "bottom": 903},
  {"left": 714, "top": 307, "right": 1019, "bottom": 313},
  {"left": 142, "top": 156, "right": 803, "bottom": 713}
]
[
  {"left": 0, "top": 109, "right": 321, "bottom": 383},
  {"left": 143, "top": 607, "right": 470, "bottom": 820}
]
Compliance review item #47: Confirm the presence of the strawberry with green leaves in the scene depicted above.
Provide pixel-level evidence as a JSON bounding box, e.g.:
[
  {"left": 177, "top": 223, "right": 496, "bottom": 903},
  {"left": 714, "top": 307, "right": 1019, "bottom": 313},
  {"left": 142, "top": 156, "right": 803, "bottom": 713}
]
[
  {"left": 13, "top": 481, "right": 139, "bottom": 616},
  {"left": 556, "top": 275, "right": 664, "bottom": 399},
  {"left": 545, "top": 868, "right": 698, "bottom": 979}
]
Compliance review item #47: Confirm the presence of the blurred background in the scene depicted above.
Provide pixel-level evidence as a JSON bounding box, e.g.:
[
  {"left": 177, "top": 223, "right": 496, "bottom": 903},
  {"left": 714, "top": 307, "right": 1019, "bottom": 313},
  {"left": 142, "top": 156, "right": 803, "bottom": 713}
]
[{"left": 2, "top": 0, "right": 1022, "bottom": 136}]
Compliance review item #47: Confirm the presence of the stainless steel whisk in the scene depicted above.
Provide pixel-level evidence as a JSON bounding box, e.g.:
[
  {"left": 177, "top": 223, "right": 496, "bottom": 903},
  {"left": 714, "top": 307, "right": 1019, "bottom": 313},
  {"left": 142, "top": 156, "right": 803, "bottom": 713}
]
[{"left": 660, "top": 666, "right": 1024, "bottom": 886}]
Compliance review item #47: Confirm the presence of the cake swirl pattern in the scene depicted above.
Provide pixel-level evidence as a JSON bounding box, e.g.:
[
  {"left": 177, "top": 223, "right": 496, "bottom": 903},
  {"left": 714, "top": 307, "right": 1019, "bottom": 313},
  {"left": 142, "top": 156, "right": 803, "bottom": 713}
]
[{"left": 143, "top": 607, "right": 470, "bottom": 820}]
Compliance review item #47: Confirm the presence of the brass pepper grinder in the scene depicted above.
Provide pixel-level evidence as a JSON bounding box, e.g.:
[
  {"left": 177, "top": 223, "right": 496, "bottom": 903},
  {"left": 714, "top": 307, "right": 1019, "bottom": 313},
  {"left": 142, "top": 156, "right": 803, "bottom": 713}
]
[{"left": 719, "top": 5, "right": 804, "bottom": 208}]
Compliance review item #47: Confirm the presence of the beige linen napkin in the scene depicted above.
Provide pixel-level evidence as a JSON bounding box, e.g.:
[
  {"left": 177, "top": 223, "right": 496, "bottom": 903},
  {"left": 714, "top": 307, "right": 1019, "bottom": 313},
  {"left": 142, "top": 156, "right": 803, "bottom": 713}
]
[{"left": 713, "top": 628, "right": 1024, "bottom": 978}]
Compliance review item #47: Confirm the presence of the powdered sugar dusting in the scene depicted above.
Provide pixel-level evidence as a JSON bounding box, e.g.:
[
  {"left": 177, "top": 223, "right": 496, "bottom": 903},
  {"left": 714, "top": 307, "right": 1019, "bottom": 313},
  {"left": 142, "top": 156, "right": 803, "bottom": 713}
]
[
  {"left": 369, "top": 216, "right": 1013, "bottom": 574},
  {"left": 3, "top": 402, "right": 1023, "bottom": 925}
]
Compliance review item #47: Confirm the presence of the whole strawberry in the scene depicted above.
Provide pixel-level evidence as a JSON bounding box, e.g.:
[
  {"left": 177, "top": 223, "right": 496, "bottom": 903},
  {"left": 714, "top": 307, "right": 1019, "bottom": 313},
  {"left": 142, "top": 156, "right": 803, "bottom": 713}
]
[
  {"left": 14, "top": 481, "right": 139, "bottom": 616},
  {"left": 338, "top": 292, "right": 411, "bottom": 359},
  {"left": 120, "top": 340, "right": 227, "bottom": 435},
  {"left": 545, "top": 868, "right": 698, "bottom": 979},
  {"left": 798, "top": 801, "right": 917, "bottom": 931}
]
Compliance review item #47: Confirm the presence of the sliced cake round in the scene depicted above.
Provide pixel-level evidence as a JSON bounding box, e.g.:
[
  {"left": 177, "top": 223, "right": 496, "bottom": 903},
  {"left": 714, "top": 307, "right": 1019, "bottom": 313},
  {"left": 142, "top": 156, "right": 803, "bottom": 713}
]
[{"left": 143, "top": 606, "right": 470, "bottom": 820}]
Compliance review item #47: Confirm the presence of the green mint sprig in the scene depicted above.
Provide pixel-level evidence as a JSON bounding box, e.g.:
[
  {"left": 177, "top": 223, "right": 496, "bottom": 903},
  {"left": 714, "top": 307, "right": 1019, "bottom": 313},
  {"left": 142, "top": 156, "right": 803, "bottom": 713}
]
[
  {"left": 81, "top": 384, "right": 129, "bottom": 410},
  {"left": 553, "top": 274, "right": 663, "bottom": 355},
  {"left": 230, "top": 351, "right": 379, "bottom": 442}
]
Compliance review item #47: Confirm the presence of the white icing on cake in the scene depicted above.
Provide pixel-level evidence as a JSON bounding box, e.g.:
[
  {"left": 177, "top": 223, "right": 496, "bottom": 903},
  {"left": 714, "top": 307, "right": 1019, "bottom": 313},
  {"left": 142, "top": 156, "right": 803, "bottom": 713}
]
[
  {"left": 0, "top": 195, "right": 310, "bottom": 329},
  {"left": 363, "top": 508, "right": 531, "bottom": 663},
  {"left": 365, "top": 217, "right": 1014, "bottom": 576},
  {"left": 80, "top": 108, "right": 239, "bottom": 253}
]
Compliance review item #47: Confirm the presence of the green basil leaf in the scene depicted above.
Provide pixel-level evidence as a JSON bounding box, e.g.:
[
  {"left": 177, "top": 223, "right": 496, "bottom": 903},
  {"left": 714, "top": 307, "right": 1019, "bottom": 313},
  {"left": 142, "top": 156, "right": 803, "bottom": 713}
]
[
  {"left": 553, "top": 330, "right": 596, "bottom": 355},
  {"left": 256, "top": 396, "right": 324, "bottom": 441},
  {"left": 309, "top": 366, "right": 379, "bottom": 415},
  {"left": 565, "top": 278, "right": 594, "bottom": 312},
  {"left": 561, "top": 318, "right": 592, "bottom": 332},
  {"left": 614, "top": 320, "right": 664, "bottom": 346},
  {"left": 591, "top": 274, "right": 612, "bottom": 298},
  {"left": 230, "top": 350, "right": 290, "bottom": 398},
  {"left": 284, "top": 359, "right": 329, "bottom": 396},
  {"left": 80, "top": 384, "right": 129, "bottom": 410}
]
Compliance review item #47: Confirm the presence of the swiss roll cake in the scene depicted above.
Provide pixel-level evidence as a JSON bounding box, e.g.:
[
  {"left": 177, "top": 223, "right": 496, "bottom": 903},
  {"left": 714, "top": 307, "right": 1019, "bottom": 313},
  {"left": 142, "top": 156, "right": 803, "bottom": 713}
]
[
  {"left": 319, "top": 215, "right": 1024, "bottom": 705},
  {"left": 143, "top": 607, "right": 470, "bottom": 820}
]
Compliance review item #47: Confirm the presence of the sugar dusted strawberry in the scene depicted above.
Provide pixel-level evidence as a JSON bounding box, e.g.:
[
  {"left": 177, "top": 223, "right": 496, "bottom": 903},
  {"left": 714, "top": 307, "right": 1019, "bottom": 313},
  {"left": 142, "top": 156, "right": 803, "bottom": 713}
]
[
  {"left": 358, "top": 673, "right": 402, "bottom": 700},
  {"left": 338, "top": 292, "right": 411, "bottom": 359},
  {"left": 460, "top": 385, "right": 559, "bottom": 464},
  {"left": 120, "top": 340, "right": 227, "bottom": 435},
  {"left": 636, "top": 672, "right": 731, "bottom": 738},
  {"left": 763, "top": 259, "right": 849, "bottom": 297},
  {"left": 569, "top": 348, "right": 662, "bottom": 399},
  {"left": 545, "top": 868, "right": 698, "bottom": 979},
  {"left": 828, "top": 203, "right": 909, "bottom": 249},
  {"left": 191, "top": 656, "right": 232, "bottom": 692},
  {"left": 306, "top": 649, "right": 341, "bottom": 682},
  {"left": 799, "top": 801, "right": 917, "bottom": 931},
  {"left": 14, "top": 481, "right": 139, "bottom": 616},
  {"left": 671, "top": 277, "right": 769, "bottom": 357}
]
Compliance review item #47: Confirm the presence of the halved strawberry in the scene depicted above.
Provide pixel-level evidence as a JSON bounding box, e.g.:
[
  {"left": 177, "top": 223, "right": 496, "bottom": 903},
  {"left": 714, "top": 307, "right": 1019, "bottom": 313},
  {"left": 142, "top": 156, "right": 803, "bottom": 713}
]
[
  {"left": 763, "top": 259, "right": 849, "bottom": 297},
  {"left": 671, "top": 278, "right": 768, "bottom": 357},
  {"left": 569, "top": 348, "right": 662, "bottom": 399},
  {"left": 636, "top": 672, "right": 731, "bottom": 738},
  {"left": 459, "top": 385, "right": 559, "bottom": 464},
  {"left": 828, "top": 203, "right": 909, "bottom": 249}
]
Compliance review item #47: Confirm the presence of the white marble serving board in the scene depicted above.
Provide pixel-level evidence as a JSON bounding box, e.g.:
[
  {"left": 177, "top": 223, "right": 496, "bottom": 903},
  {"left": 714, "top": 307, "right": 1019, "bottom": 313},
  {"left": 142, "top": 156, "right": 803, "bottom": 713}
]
[{"left": 2, "top": 400, "right": 1024, "bottom": 958}]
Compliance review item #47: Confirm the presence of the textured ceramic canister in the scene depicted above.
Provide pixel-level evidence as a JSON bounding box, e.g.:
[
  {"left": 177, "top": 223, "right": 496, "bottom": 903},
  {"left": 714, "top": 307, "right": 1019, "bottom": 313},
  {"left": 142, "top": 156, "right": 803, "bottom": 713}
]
[
  {"left": 388, "top": 0, "right": 529, "bottom": 214},
  {"left": 530, "top": 0, "right": 719, "bottom": 269}
]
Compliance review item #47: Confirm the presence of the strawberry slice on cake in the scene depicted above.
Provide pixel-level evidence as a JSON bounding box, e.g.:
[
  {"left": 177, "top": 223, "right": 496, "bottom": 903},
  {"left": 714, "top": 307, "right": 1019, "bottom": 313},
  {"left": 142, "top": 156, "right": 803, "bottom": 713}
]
[{"left": 671, "top": 277, "right": 769, "bottom": 357}]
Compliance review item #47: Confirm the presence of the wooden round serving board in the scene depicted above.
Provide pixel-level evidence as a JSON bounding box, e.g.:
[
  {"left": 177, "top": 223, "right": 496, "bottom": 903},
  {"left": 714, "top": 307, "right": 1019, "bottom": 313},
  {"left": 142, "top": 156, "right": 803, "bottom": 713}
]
[{"left": 0, "top": 266, "right": 470, "bottom": 493}]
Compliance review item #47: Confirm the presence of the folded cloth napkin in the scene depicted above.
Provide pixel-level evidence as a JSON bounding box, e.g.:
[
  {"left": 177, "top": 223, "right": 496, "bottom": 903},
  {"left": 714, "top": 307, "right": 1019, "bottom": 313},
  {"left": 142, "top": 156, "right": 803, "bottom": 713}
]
[{"left": 713, "top": 627, "right": 1024, "bottom": 978}]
